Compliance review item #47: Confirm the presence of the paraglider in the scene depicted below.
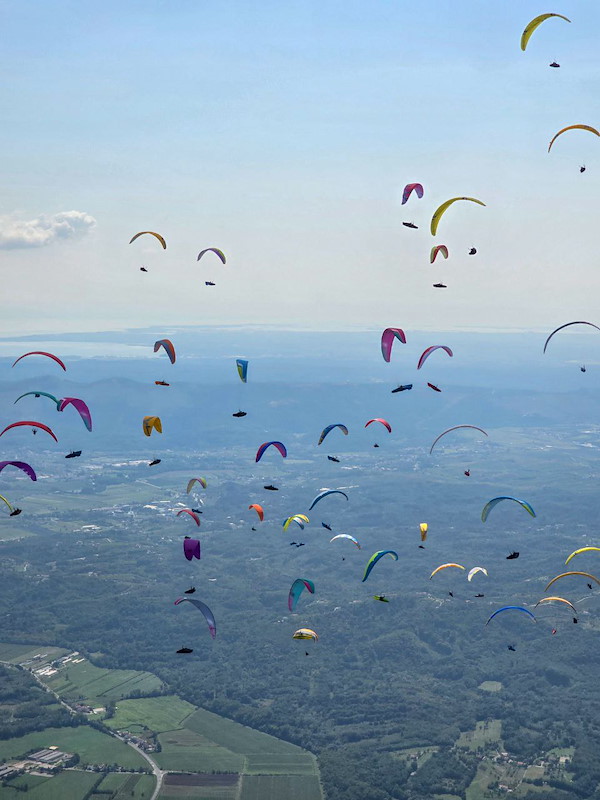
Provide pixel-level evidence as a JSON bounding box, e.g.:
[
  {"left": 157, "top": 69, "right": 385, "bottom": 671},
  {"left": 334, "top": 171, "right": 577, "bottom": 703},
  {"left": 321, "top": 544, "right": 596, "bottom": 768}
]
[
  {"left": 187, "top": 478, "right": 207, "bottom": 493},
  {"left": 142, "top": 416, "right": 162, "bottom": 436},
  {"left": 417, "top": 345, "right": 453, "bottom": 370},
  {"left": 0, "top": 461, "right": 36, "bottom": 481},
  {"left": 288, "top": 578, "right": 315, "bottom": 612},
  {"left": 365, "top": 418, "right": 391, "bottom": 433},
  {"left": 430, "top": 197, "right": 486, "bottom": 236},
  {"left": 430, "top": 563, "right": 466, "bottom": 580},
  {"left": 183, "top": 536, "right": 201, "bottom": 561},
  {"left": 362, "top": 550, "right": 399, "bottom": 582},
  {"left": 391, "top": 384, "right": 412, "bottom": 393},
  {"left": 264, "top": 485, "right": 278, "bottom": 491},
  {"left": 283, "top": 514, "right": 309, "bottom": 532},
  {"left": 233, "top": 411, "right": 247, "bottom": 418},
  {"left": 309, "top": 489, "right": 348, "bottom": 511},
  {"left": 481, "top": 496, "right": 536, "bottom": 522},
  {"left": 12, "top": 351, "right": 66, "bottom": 371},
  {"left": 543, "top": 321, "right": 600, "bottom": 353},
  {"left": 184, "top": 587, "right": 196, "bottom": 594},
  {"left": 469, "top": 247, "right": 477, "bottom": 255},
  {"left": 580, "top": 165, "right": 586, "bottom": 173},
  {"left": 427, "top": 383, "right": 441, "bottom": 392},
  {"left": 545, "top": 572, "right": 600, "bottom": 591},
  {"left": 318, "top": 424, "right": 348, "bottom": 446},
  {"left": 149, "top": 459, "right": 161, "bottom": 466},
  {"left": 236, "top": 359, "right": 248, "bottom": 383},
  {"left": 486, "top": 606, "right": 536, "bottom": 625},
  {"left": 549, "top": 62, "right": 560, "bottom": 68},
  {"left": 430, "top": 245, "right": 449, "bottom": 264},
  {"left": 248, "top": 504, "right": 264, "bottom": 521},
  {"left": 508, "top": 645, "right": 516, "bottom": 652},
  {"left": 58, "top": 397, "right": 92, "bottom": 432},
  {"left": 402, "top": 222, "right": 418, "bottom": 229},
  {"left": 197, "top": 247, "right": 226, "bottom": 264},
  {"left": 565, "top": 546, "right": 600, "bottom": 566},
  {"left": 65, "top": 451, "right": 82, "bottom": 459},
  {"left": 205, "top": 281, "right": 215, "bottom": 286},
  {"left": 0, "top": 495, "right": 18, "bottom": 516},
  {"left": 429, "top": 425, "right": 488, "bottom": 454},
  {"left": 330, "top": 533, "right": 361, "bottom": 549},
  {"left": 373, "top": 595, "right": 389, "bottom": 603},
  {"left": 381, "top": 328, "right": 406, "bottom": 363},
  {"left": 321, "top": 522, "right": 332, "bottom": 531},
  {"left": 155, "top": 380, "right": 170, "bottom": 386},
  {"left": 419, "top": 523, "right": 428, "bottom": 542},
  {"left": 464, "top": 470, "right": 471, "bottom": 477},
  {"left": 520, "top": 13, "right": 570, "bottom": 51},
  {"left": 174, "top": 597, "right": 216, "bottom": 639},
  {"left": 433, "top": 283, "right": 447, "bottom": 289},
  {"left": 14, "top": 391, "right": 60, "bottom": 408},
  {"left": 327, "top": 456, "right": 340, "bottom": 463},
  {"left": 177, "top": 509, "right": 201, "bottom": 526},
  {"left": 0, "top": 421, "right": 57, "bottom": 442},
  {"left": 581, "top": 366, "right": 586, "bottom": 372},
  {"left": 548, "top": 125, "right": 600, "bottom": 153},
  {"left": 153, "top": 339, "right": 176, "bottom": 364},
  {"left": 401, "top": 183, "right": 424, "bottom": 205},
  {"left": 467, "top": 567, "right": 488, "bottom": 582},
  {"left": 293, "top": 629, "right": 318, "bottom": 641},
  {"left": 255, "top": 441, "right": 287, "bottom": 462},
  {"left": 140, "top": 266, "right": 148, "bottom": 272},
  {"left": 129, "top": 231, "right": 166, "bottom": 249},
  {"left": 506, "top": 552, "right": 520, "bottom": 560},
  {"left": 177, "top": 647, "right": 193, "bottom": 653},
  {"left": 535, "top": 597, "right": 577, "bottom": 614}
]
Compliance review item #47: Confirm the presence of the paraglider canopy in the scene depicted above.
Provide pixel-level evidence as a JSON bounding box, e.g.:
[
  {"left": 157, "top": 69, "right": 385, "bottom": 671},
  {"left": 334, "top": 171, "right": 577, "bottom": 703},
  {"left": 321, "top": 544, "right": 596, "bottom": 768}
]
[
  {"left": 521, "top": 13, "right": 571, "bottom": 51},
  {"left": 12, "top": 351, "right": 66, "bottom": 371},
  {"left": 129, "top": 231, "right": 166, "bottom": 249},
  {"left": 255, "top": 441, "right": 287, "bottom": 462},
  {"left": 154, "top": 339, "right": 176, "bottom": 364}
]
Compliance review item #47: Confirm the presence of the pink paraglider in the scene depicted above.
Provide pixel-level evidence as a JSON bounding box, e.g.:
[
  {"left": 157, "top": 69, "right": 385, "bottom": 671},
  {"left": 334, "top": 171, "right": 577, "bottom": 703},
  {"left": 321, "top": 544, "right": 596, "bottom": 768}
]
[
  {"left": 417, "top": 345, "right": 453, "bottom": 370},
  {"left": 401, "top": 183, "right": 424, "bottom": 205},
  {"left": 58, "top": 398, "right": 92, "bottom": 432},
  {"left": 381, "top": 328, "right": 406, "bottom": 363}
]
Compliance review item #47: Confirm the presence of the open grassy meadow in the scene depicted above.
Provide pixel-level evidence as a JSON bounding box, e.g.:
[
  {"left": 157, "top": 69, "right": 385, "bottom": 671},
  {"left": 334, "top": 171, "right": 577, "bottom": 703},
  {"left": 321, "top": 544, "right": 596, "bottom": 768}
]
[
  {"left": 0, "top": 770, "right": 101, "bottom": 800},
  {"left": 93, "top": 772, "right": 157, "bottom": 800},
  {"left": 105, "top": 695, "right": 195, "bottom": 733},
  {"left": 239, "top": 775, "right": 323, "bottom": 800},
  {"left": 43, "top": 657, "right": 163, "bottom": 704},
  {"left": 156, "top": 726, "right": 244, "bottom": 772},
  {"left": 0, "top": 643, "right": 68, "bottom": 664},
  {"left": 0, "top": 725, "right": 147, "bottom": 768},
  {"left": 457, "top": 719, "right": 502, "bottom": 751}
]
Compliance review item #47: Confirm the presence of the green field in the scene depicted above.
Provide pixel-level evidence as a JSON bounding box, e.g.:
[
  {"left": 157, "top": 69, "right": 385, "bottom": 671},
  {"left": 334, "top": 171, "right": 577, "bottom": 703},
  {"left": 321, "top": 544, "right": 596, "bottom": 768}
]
[
  {"left": 0, "top": 527, "right": 34, "bottom": 542},
  {"left": 185, "top": 707, "right": 308, "bottom": 755},
  {"left": 105, "top": 694, "right": 195, "bottom": 733},
  {"left": 478, "top": 681, "right": 502, "bottom": 692},
  {"left": 0, "top": 770, "right": 100, "bottom": 800},
  {"left": 0, "top": 642, "right": 68, "bottom": 664},
  {"left": 0, "top": 725, "right": 147, "bottom": 769},
  {"left": 457, "top": 719, "right": 502, "bottom": 751},
  {"left": 43, "top": 657, "right": 163, "bottom": 704},
  {"left": 156, "top": 727, "right": 244, "bottom": 772},
  {"left": 240, "top": 775, "right": 323, "bottom": 800},
  {"left": 93, "top": 772, "right": 156, "bottom": 799},
  {"left": 159, "top": 786, "right": 238, "bottom": 800},
  {"left": 245, "top": 753, "right": 319, "bottom": 775}
]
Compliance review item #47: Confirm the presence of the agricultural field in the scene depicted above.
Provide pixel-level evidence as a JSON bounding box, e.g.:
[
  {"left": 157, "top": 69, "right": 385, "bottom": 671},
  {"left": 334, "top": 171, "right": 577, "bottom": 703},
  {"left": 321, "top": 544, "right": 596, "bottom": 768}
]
[
  {"left": 244, "top": 752, "right": 319, "bottom": 775},
  {"left": 0, "top": 770, "right": 101, "bottom": 800},
  {"left": 156, "top": 726, "right": 244, "bottom": 772},
  {"left": 465, "top": 760, "right": 526, "bottom": 800},
  {"left": 93, "top": 772, "right": 157, "bottom": 800},
  {"left": 159, "top": 772, "right": 239, "bottom": 800},
  {"left": 0, "top": 642, "right": 68, "bottom": 664},
  {"left": 0, "top": 725, "right": 147, "bottom": 769},
  {"left": 457, "top": 719, "right": 502, "bottom": 751},
  {"left": 239, "top": 774, "right": 323, "bottom": 800},
  {"left": 43, "top": 657, "right": 163, "bottom": 704},
  {"left": 105, "top": 694, "right": 195, "bottom": 733}
]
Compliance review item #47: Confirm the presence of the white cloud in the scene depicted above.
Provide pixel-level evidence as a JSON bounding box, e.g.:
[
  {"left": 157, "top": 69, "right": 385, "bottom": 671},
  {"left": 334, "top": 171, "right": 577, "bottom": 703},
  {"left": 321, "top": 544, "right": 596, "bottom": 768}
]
[{"left": 0, "top": 210, "right": 96, "bottom": 249}]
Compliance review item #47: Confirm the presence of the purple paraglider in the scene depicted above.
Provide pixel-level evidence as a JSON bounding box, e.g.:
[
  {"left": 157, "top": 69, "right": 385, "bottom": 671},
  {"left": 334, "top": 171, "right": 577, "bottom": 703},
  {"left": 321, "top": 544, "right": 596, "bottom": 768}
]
[
  {"left": 0, "top": 461, "right": 37, "bottom": 481},
  {"left": 183, "top": 536, "right": 201, "bottom": 561},
  {"left": 58, "top": 397, "right": 92, "bottom": 432}
]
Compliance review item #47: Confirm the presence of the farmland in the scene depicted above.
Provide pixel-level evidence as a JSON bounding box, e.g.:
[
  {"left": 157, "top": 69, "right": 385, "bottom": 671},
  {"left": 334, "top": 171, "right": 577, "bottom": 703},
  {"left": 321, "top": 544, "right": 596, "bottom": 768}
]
[
  {"left": 105, "top": 695, "right": 195, "bottom": 733},
  {"left": 0, "top": 770, "right": 101, "bottom": 800},
  {"left": 240, "top": 775, "right": 323, "bottom": 800},
  {"left": 44, "top": 658, "right": 163, "bottom": 705}
]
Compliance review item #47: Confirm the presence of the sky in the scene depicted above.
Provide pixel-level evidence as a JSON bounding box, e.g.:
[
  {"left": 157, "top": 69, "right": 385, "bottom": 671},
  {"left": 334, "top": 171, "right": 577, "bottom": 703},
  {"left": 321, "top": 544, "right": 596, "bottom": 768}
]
[{"left": 0, "top": 0, "right": 599, "bottom": 334}]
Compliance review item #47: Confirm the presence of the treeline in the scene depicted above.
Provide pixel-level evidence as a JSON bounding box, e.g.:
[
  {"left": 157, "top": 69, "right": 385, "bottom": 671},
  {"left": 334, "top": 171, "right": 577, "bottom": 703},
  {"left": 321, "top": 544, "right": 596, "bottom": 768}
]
[{"left": 0, "top": 665, "right": 74, "bottom": 740}]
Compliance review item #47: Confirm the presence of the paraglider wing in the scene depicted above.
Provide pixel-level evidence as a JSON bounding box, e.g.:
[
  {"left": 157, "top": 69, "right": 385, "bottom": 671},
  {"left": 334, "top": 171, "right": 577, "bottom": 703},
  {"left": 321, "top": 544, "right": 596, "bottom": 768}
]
[
  {"left": 0, "top": 421, "right": 57, "bottom": 442},
  {"left": 430, "top": 245, "right": 449, "bottom": 264},
  {"left": 174, "top": 597, "right": 216, "bottom": 639},
  {"left": 288, "top": 578, "right": 315, "bottom": 612},
  {"left": 429, "top": 425, "right": 488, "bottom": 455},
  {"left": 430, "top": 197, "right": 486, "bottom": 236},
  {"left": 177, "top": 509, "right": 201, "bottom": 526},
  {"left": 248, "top": 503, "right": 264, "bottom": 521},
  {"left": 0, "top": 494, "right": 15, "bottom": 514},
  {"left": 197, "top": 247, "right": 226, "bottom": 264},
  {"left": 481, "top": 496, "right": 536, "bottom": 522},
  {"left": 543, "top": 321, "right": 600, "bottom": 353},
  {"left": 283, "top": 514, "right": 309, "bottom": 532},
  {"left": 417, "top": 345, "right": 453, "bottom": 370},
  {"left": 129, "top": 231, "right": 166, "bottom": 249},
  {"left": 318, "top": 423, "right": 349, "bottom": 446},
  {"left": 186, "top": 477, "right": 207, "bottom": 493},
  {"left": 535, "top": 596, "right": 577, "bottom": 614},
  {"left": 0, "top": 461, "right": 36, "bottom": 481},
  {"left": 236, "top": 359, "right": 248, "bottom": 382},
  {"left": 521, "top": 13, "right": 571, "bottom": 51},
  {"left": 183, "top": 537, "right": 201, "bottom": 561},
  {"left": 485, "top": 606, "right": 536, "bottom": 625},
  {"left": 544, "top": 572, "right": 600, "bottom": 591},
  {"left": 142, "top": 416, "right": 162, "bottom": 436},
  {"left": 365, "top": 418, "right": 392, "bottom": 433},
  {"left": 401, "top": 183, "right": 424, "bottom": 205},
  {"left": 14, "top": 391, "right": 60, "bottom": 408},
  {"left": 467, "top": 567, "right": 488, "bottom": 582},
  {"left": 548, "top": 125, "right": 600, "bottom": 153},
  {"left": 293, "top": 628, "right": 318, "bottom": 641},
  {"left": 381, "top": 328, "right": 407, "bottom": 362},
  {"left": 57, "top": 397, "right": 92, "bottom": 432},
  {"left": 309, "top": 489, "right": 349, "bottom": 510},
  {"left": 565, "top": 546, "right": 600, "bottom": 566},
  {"left": 153, "top": 339, "right": 176, "bottom": 364},
  {"left": 12, "top": 351, "right": 66, "bottom": 371},
  {"left": 330, "top": 533, "right": 361, "bottom": 549},
  {"left": 420, "top": 523, "right": 428, "bottom": 542},
  {"left": 430, "top": 563, "right": 466, "bottom": 579},
  {"left": 255, "top": 441, "right": 287, "bottom": 462},
  {"left": 362, "top": 550, "right": 399, "bottom": 582}
]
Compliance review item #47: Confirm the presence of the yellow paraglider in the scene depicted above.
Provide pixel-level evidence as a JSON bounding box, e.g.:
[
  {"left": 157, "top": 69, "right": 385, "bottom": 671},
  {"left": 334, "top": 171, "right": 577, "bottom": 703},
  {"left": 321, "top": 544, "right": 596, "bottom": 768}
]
[
  {"left": 430, "top": 197, "right": 486, "bottom": 236},
  {"left": 430, "top": 563, "right": 465, "bottom": 579},
  {"left": 545, "top": 571, "right": 600, "bottom": 592},
  {"left": 419, "top": 523, "right": 428, "bottom": 542},
  {"left": 129, "top": 231, "right": 167, "bottom": 249},
  {"left": 534, "top": 596, "right": 577, "bottom": 614},
  {"left": 565, "top": 546, "right": 600, "bottom": 566},
  {"left": 142, "top": 416, "right": 162, "bottom": 436},
  {"left": 293, "top": 628, "right": 318, "bottom": 641},
  {"left": 548, "top": 125, "right": 600, "bottom": 153},
  {"left": 520, "top": 13, "right": 571, "bottom": 52}
]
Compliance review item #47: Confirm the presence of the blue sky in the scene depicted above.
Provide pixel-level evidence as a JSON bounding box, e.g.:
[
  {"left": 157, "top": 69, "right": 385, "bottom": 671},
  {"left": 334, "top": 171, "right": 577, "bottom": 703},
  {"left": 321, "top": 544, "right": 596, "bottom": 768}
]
[{"left": 0, "top": 0, "right": 598, "bottom": 333}]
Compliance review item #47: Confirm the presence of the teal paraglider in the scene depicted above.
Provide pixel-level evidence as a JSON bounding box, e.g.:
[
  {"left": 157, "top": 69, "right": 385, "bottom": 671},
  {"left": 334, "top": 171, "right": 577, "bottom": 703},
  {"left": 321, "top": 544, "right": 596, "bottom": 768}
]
[{"left": 362, "top": 550, "right": 399, "bottom": 582}]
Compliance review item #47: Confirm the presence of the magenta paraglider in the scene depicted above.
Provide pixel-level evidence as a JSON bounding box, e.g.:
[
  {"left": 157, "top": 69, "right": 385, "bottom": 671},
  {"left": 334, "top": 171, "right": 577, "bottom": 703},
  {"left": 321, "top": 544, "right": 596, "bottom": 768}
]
[
  {"left": 417, "top": 345, "right": 453, "bottom": 370},
  {"left": 183, "top": 537, "right": 201, "bottom": 561},
  {"left": 255, "top": 441, "right": 287, "bottom": 462},
  {"left": 381, "top": 328, "right": 407, "bottom": 363},
  {"left": 58, "top": 398, "right": 92, "bottom": 432}
]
